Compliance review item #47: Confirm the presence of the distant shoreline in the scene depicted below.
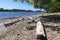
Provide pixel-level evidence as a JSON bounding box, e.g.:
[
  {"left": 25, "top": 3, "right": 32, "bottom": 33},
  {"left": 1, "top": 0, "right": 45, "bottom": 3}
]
[
  {"left": 0, "top": 8, "right": 42, "bottom": 12},
  {"left": 0, "top": 11, "right": 42, "bottom": 12}
]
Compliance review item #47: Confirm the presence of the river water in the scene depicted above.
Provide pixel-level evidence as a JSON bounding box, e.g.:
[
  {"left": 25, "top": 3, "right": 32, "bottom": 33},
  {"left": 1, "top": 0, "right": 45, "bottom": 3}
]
[{"left": 0, "top": 12, "right": 43, "bottom": 19}]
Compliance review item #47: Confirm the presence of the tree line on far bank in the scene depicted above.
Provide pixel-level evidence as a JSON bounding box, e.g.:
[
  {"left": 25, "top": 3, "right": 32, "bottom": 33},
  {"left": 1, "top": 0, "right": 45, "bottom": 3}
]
[{"left": 0, "top": 8, "right": 41, "bottom": 12}]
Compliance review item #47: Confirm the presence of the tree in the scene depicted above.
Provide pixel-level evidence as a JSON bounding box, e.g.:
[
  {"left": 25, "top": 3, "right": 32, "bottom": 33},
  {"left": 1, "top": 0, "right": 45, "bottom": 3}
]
[
  {"left": 14, "top": 0, "right": 60, "bottom": 13},
  {"left": 0, "top": 8, "right": 3, "bottom": 10}
]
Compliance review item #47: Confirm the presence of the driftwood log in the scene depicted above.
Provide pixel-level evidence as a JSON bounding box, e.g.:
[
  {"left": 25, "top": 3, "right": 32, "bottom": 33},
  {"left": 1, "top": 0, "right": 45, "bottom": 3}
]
[{"left": 36, "top": 20, "right": 47, "bottom": 40}]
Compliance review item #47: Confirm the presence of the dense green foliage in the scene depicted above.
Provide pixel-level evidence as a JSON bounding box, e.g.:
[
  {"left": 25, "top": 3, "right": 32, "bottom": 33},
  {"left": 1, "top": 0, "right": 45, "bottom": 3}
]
[{"left": 14, "top": 0, "right": 60, "bottom": 13}]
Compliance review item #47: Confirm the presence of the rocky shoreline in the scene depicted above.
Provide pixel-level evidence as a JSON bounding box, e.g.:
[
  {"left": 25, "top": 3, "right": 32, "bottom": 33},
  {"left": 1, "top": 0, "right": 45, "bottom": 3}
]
[{"left": 0, "top": 13, "right": 60, "bottom": 40}]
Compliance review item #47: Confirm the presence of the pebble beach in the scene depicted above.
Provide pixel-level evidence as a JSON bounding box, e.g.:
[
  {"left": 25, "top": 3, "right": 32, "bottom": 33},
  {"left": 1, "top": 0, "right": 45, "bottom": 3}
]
[{"left": 0, "top": 13, "right": 60, "bottom": 40}]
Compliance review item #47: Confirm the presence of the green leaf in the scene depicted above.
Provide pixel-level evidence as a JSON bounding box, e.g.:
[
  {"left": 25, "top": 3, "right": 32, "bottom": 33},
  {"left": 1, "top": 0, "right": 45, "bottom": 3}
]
[{"left": 14, "top": 0, "right": 18, "bottom": 2}]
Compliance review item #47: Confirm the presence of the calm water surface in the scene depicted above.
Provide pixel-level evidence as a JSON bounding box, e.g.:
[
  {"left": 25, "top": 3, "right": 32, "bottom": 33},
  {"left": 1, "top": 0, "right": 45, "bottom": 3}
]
[{"left": 0, "top": 12, "right": 43, "bottom": 19}]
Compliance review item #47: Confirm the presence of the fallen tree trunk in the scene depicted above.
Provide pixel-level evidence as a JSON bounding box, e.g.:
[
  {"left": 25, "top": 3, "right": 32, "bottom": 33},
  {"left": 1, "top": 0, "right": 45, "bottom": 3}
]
[{"left": 36, "top": 20, "right": 47, "bottom": 40}]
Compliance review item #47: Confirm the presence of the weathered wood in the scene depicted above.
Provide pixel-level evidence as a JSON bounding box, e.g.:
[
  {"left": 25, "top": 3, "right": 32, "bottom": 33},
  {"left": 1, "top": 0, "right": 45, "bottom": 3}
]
[
  {"left": 36, "top": 21, "right": 47, "bottom": 40},
  {"left": 4, "top": 20, "right": 20, "bottom": 27},
  {"left": 43, "top": 23, "right": 60, "bottom": 27}
]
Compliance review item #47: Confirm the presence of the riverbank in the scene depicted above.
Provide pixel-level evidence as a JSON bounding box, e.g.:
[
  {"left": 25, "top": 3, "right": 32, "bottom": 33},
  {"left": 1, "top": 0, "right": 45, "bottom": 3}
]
[{"left": 0, "top": 12, "right": 60, "bottom": 40}]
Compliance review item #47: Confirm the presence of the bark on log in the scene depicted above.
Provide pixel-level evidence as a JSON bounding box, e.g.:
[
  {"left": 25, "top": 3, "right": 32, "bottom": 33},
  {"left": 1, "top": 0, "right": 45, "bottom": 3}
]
[{"left": 36, "top": 21, "right": 47, "bottom": 40}]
